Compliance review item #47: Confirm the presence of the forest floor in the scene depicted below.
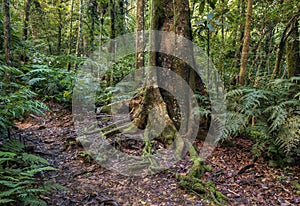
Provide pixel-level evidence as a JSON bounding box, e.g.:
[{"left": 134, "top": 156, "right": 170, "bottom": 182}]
[{"left": 13, "top": 102, "right": 300, "bottom": 206}]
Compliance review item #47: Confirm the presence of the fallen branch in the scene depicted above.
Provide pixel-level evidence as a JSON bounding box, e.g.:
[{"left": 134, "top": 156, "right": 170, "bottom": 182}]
[{"left": 237, "top": 156, "right": 258, "bottom": 175}]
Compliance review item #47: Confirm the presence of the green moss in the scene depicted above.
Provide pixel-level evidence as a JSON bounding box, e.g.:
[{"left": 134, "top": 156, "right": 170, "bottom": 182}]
[
  {"left": 177, "top": 175, "right": 227, "bottom": 205},
  {"left": 176, "top": 146, "right": 226, "bottom": 205}
]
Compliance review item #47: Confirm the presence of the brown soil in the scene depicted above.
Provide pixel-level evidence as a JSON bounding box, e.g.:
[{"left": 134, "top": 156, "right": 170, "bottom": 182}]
[{"left": 14, "top": 102, "right": 300, "bottom": 205}]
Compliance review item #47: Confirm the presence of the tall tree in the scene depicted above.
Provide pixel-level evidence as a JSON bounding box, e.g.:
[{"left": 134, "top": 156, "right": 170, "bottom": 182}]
[
  {"left": 238, "top": 0, "right": 253, "bottom": 85},
  {"left": 57, "top": 0, "right": 63, "bottom": 54},
  {"left": 88, "top": 0, "right": 98, "bottom": 54},
  {"left": 286, "top": 20, "right": 300, "bottom": 77},
  {"left": 136, "top": 0, "right": 145, "bottom": 70},
  {"left": 128, "top": 0, "right": 206, "bottom": 161},
  {"left": 108, "top": 0, "right": 115, "bottom": 52},
  {"left": 3, "top": 0, "right": 12, "bottom": 66},
  {"left": 67, "top": 0, "right": 75, "bottom": 71},
  {"left": 22, "top": 0, "right": 31, "bottom": 41},
  {"left": 74, "top": 0, "right": 84, "bottom": 69},
  {"left": 272, "top": 13, "right": 300, "bottom": 79}
]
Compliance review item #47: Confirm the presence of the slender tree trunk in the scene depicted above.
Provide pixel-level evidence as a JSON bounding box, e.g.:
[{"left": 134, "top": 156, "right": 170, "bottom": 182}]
[
  {"left": 20, "top": 0, "right": 31, "bottom": 65},
  {"left": 265, "top": 23, "right": 275, "bottom": 74},
  {"left": 74, "top": 0, "right": 84, "bottom": 70},
  {"left": 57, "top": 0, "right": 63, "bottom": 54},
  {"left": 109, "top": 0, "right": 115, "bottom": 52},
  {"left": 88, "top": 0, "right": 97, "bottom": 54},
  {"left": 239, "top": 0, "right": 253, "bottom": 86},
  {"left": 232, "top": 0, "right": 245, "bottom": 73},
  {"left": 253, "top": 19, "right": 266, "bottom": 87},
  {"left": 67, "top": 0, "right": 75, "bottom": 71},
  {"left": 136, "top": 0, "right": 145, "bottom": 70},
  {"left": 23, "top": 0, "right": 31, "bottom": 41},
  {"left": 107, "top": 0, "right": 115, "bottom": 85},
  {"left": 116, "top": 0, "right": 125, "bottom": 35},
  {"left": 286, "top": 21, "right": 300, "bottom": 78},
  {"left": 3, "top": 0, "right": 12, "bottom": 66}
]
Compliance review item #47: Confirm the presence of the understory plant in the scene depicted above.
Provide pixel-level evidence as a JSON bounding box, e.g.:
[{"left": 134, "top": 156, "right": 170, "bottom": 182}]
[
  {"left": 0, "top": 65, "right": 62, "bottom": 205},
  {"left": 0, "top": 140, "right": 61, "bottom": 205},
  {"left": 222, "top": 77, "right": 300, "bottom": 164},
  {"left": 0, "top": 65, "right": 48, "bottom": 138},
  {"left": 22, "top": 64, "right": 75, "bottom": 104}
]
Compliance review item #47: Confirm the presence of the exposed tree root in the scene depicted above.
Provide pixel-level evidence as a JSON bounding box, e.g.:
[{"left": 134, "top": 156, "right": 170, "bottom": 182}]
[{"left": 176, "top": 145, "right": 227, "bottom": 205}]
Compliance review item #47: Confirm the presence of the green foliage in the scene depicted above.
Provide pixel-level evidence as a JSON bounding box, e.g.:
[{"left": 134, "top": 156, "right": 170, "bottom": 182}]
[
  {"left": 222, "top": 78, "right": 300, "bottom": 163},
  {"left": 23, "top": 64, "right": 75, "bottom": 103},
  {"left": 0, "top": 140, "right": 61, "bottom": 206},
  {"left": 96, "top": 54, "right": 136, "bottom": 106},
  {"left": 0, "top": 65, "right": 48, "bottom": 137}
]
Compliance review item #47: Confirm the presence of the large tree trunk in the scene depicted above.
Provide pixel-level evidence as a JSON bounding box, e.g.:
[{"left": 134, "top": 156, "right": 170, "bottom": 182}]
[
  {"left": 3, "top": 0, "right": 12, "bottom": 66},
  {"left": 238, "top": 0, "right": 253, "bottom": 86},
  {"left": 129, "top": 0, "right": 200, "bottom": 151},
  {"left": 151, "top": 0, "right": 193, "bottom": 129},
  {"left": 272, "top": 14, "right": 299, "bottom": 79},
  {"left": 286, "top": 21, "right": 300, "bottom": 78}
]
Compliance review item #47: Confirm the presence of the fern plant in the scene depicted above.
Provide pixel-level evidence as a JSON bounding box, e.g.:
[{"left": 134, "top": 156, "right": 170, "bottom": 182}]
[
  {"left": 223, "top": 77, "right": 300, "bottom": 163},
  {"left": 22, "top": 64, "right": 75, "bottom": 103},
  {"left": 0, "top": 65, "right": 48, "bottom": 138},
  {"left": 0, "top": 140, "right": 61, "bottom": 205}
]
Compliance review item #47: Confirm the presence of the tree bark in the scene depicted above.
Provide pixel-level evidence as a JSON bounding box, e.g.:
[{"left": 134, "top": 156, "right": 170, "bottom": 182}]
[
  {"left": 67, "top": 0, "right": 75, "bottom": 71},
  {"left": 88, "top": 0, "right": 97, "bottom": 54},
  {"left": 108, "top": 0, "right": 115, "bottom": 52},
  {"left": 286, "top": 21, "right": 300, "bottom": 78},
  {"left": 136, "top": 0, "right": 145, "bottom": 70},
  {"left": 3, "top": 0, "right": 12, "bottom": 66},
  {"left": 57, "top": 0, "right": 63, "bottom": 54},
  {"left": 74, "top": 0, "right": 84, "bottom": 70},
  {"left": 239, "top": 0, "right": 253, "bottom": 86},
  {"left": 272, "top": 14, "right": 299, "bottom": 79},
  {"left": 23, "top": 0, "right": 31, "bottom": 41},
  {"left": 116, "top": 0, "right": 125, "bottom": 35},
  {"left": 131, "top": 0, "right": 199, "bottom": 145}
]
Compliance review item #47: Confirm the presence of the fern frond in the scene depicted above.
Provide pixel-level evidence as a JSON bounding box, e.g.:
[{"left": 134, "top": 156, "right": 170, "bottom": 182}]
[
  {"left": 1, "top": 140, "right": 25, "bottom": 153},
  {"left": 218, "top": 112, "right": 248, "bottom": 140},
  {"left": 225, "top": 87, "right": 248, "bottom": 98},
  {"left": 268, "top": 107, "right": 288, "bottom": 133},
  {"left": 22, "top": 195, "right": 47, "bottom": 206},
  {"left": 28, "top": 77, "right": 46, "bottom": 85},
  {"left": 0, "top": 187, "right": 24, "bottom": 198},
  {"left": 0, "top": 65, "right": 23, "bottom": 75},
  {"left": 21, "top": 153, "right": 49, "bottom": 165},
  {"left": 26, "top": 65, "right": 52, "bottom": 75},
  {"left": 21, "top": 166, "right": 57, "bottom": 177},
  {"left": 276, "top": 115, "right": 300, "bottom": 154},
  {"left": 0, "top": 198, "right": 15, "bottom": 204}
]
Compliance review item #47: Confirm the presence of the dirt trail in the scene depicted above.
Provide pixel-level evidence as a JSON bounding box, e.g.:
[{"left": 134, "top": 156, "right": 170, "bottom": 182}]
[{"left": 15, "top": 102, "right": 300, "bottom": 205}]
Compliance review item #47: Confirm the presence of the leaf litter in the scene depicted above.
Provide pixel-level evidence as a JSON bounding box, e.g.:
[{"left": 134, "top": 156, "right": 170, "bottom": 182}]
[{"left": 13, "top": 102, "right": 299, "bottom": 205}]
